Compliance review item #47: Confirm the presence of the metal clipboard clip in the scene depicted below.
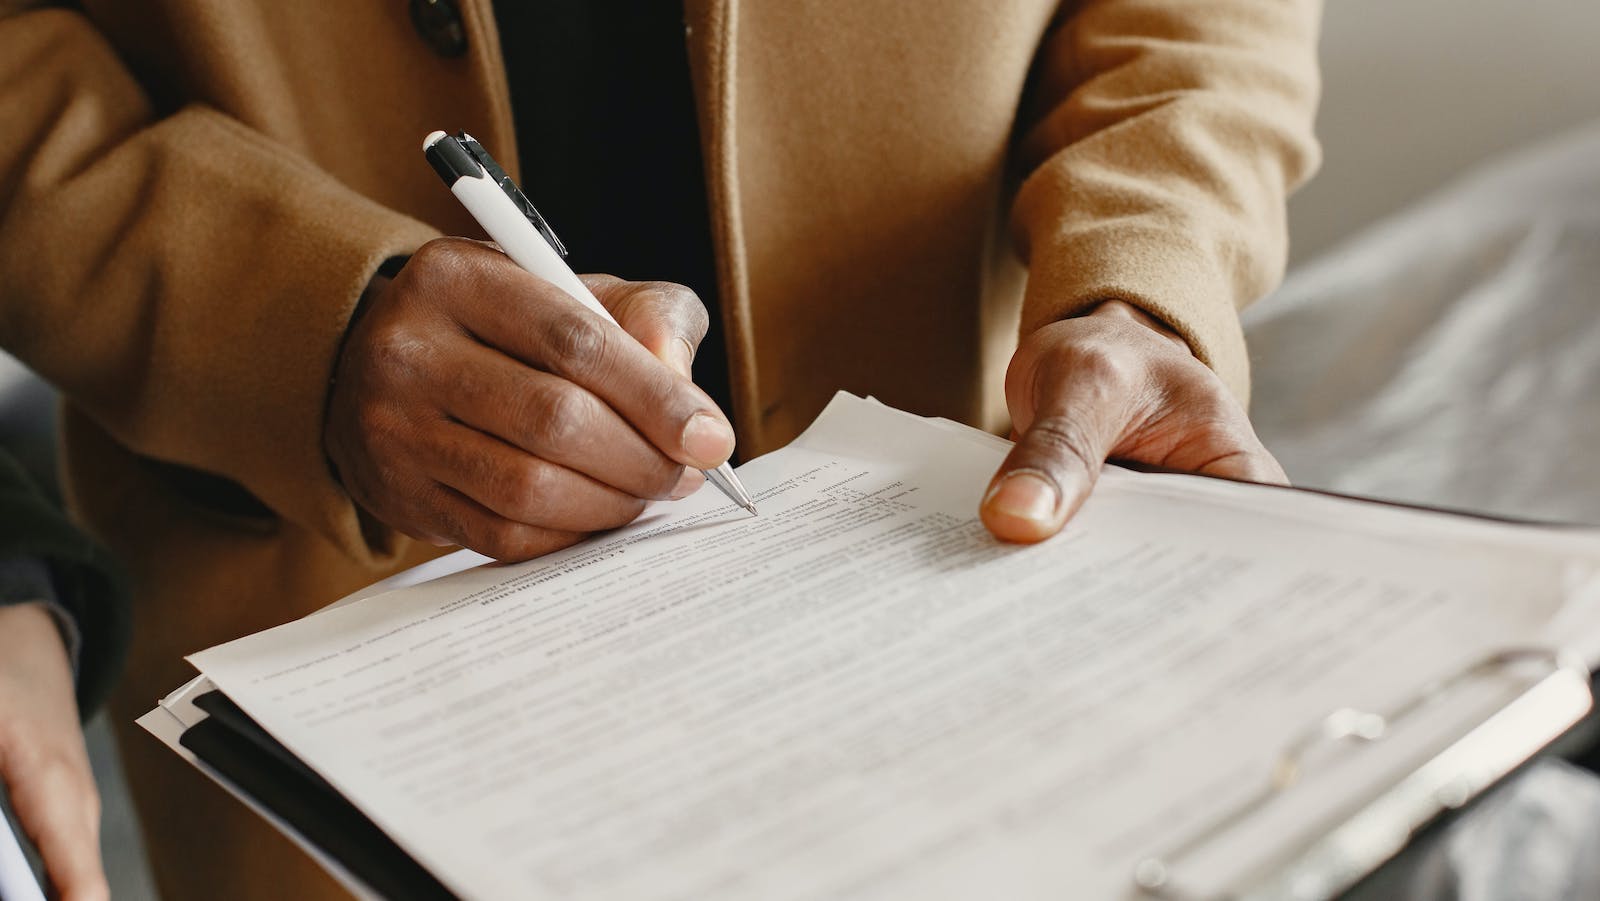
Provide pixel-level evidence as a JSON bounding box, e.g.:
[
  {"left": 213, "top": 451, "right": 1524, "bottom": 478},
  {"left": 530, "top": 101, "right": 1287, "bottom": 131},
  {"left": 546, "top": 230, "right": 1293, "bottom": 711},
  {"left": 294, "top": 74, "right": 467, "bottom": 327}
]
[{"left": 1132, "top": 647, "right": 1594, "bottom": 901}]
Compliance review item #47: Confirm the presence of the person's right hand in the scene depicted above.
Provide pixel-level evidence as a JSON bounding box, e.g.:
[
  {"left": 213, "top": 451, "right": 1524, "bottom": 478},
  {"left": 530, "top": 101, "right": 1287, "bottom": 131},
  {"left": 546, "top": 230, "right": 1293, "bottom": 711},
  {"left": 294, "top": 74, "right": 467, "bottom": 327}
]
[
  {"left": 0, "top": 602, "right": 106, "bottom": 901},
  {"left": 325, "top": 238, "right": 735, "bottom": 561}
]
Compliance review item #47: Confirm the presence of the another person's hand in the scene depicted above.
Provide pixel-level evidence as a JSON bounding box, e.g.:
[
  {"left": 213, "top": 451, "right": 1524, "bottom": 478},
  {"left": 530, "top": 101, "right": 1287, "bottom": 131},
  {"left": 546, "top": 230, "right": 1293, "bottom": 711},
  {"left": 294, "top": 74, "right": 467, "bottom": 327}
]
[
  {"left": 981, "top": 300, "right": 1286, "bottom": 542},
  {"left": 0, "top": 603, "right": 106, "bottom": 901},
  {"left": 326, "top": 238, "right": 734, "bottom": 561}
]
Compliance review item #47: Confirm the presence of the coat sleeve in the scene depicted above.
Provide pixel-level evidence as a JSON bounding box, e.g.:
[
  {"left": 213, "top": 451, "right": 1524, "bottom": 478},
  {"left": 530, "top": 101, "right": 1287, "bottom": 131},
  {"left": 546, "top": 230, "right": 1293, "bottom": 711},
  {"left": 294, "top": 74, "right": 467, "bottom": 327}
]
[
  {"left": 1010, "top": 0, "right": 1323, "bottom": 403},
  {"left": 0, "top": 451, "right": 128, "bottom": 717},
  {"left": 0, "top": 9, "right": 440, "bottom": 564}
]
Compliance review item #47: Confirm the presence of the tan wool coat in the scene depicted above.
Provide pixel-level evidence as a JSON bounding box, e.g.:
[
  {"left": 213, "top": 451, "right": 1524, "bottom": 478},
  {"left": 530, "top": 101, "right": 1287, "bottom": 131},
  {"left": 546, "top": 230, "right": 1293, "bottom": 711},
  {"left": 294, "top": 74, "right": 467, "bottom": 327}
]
[{"left": 0, "top": 0, "right": 1319, "bottom": 896}]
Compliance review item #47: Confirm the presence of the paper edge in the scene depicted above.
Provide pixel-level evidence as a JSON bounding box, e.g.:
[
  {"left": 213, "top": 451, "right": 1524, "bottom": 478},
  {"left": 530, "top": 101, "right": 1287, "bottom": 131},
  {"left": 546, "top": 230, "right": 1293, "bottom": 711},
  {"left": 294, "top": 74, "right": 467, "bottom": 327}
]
[{"left": 134, "top": 708, "right": 383, "bottom": 901}]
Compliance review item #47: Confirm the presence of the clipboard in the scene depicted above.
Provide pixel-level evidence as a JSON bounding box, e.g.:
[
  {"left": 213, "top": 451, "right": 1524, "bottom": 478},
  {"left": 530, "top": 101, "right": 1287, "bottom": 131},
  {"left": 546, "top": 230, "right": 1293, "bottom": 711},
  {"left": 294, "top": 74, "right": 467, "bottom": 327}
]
[
  {"left": 138, "top": 394, "right": 1600, "bottom": 899},
  {"left": 148, "top": 647, "right": 1598, "bottom": 901},
  {"left": 1131, "top": 647, "right": 1596, "bottom": 900}
]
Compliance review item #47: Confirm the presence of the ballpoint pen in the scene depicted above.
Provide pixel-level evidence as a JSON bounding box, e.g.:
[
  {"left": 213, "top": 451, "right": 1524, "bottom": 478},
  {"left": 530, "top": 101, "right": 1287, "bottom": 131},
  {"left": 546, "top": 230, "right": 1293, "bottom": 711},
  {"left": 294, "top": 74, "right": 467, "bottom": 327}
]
[{"left": 422, "top": 130, "right": 757, "bottom": 515}]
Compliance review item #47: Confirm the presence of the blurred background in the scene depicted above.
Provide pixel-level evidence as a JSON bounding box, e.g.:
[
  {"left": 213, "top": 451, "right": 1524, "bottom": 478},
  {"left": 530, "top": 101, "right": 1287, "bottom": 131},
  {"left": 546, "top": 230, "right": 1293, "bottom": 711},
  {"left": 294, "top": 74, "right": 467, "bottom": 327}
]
[
  {"left": 1288, "top": 0, "right": 1600, "bottom": 265},
  {"left": 2, "top": 2, "right": 1598, "bottom": 896},
  {"left": 1251, "top": 0, "right": 1600, "bottom": 523}
]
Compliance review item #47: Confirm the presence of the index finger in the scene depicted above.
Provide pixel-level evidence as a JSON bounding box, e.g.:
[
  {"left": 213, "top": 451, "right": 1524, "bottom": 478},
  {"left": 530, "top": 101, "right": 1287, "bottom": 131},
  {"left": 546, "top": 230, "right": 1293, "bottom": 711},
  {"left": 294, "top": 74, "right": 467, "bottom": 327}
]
[
  {"left": 459, "top": 265, "right": 736, "bottom": 471},
  {"left": 7, "top": 760, "right": 107, "bottom": 901},
  {"left": 579, "top": 275, "right": 709, "bottom": 379}
]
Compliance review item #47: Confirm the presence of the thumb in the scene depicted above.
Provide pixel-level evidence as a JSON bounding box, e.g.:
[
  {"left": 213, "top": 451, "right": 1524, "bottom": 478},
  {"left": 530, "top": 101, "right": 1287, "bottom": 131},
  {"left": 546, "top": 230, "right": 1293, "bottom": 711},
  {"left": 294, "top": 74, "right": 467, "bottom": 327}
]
[
  {"left": 981, "top": 366, "right": 1131, "bottom": 544},
  {"left": 580, "top": 275, "right": 708, "bottom": 379}
]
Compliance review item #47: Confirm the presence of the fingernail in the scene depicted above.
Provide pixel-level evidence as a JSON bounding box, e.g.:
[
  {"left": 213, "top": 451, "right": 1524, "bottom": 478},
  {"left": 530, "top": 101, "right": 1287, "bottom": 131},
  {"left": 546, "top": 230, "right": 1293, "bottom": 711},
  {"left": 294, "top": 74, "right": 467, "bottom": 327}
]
[
  {"left": 426, "top": 536, "right": 453, "bottom": 548},
  {"left": 682, "top": 413, "right": 735, "bottom": 466},
  {"left": 983, "top": 471, "right": 1061, "bottom": 526},
  {"left": 670, "top": 468, "right": 706, "bottom": 499}
]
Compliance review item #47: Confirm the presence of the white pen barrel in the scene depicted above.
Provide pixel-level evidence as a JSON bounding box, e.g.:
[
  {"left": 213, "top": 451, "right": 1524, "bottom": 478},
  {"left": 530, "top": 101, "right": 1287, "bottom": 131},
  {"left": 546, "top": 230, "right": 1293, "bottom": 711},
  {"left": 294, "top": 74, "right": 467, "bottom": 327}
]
[{"left": 448, "top": 174, "right": 617, "bottom": 326}]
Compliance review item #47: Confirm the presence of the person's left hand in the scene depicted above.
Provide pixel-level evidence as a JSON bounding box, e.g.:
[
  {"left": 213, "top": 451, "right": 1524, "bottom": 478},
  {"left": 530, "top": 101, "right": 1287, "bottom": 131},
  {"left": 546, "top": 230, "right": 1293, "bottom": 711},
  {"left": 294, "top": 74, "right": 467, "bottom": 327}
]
[
  {"left": 0, "top": 603, "right": 106, "bottom": 901},
  {"left": 980, "top": 300, "right": 1286, "bottom": 542}
]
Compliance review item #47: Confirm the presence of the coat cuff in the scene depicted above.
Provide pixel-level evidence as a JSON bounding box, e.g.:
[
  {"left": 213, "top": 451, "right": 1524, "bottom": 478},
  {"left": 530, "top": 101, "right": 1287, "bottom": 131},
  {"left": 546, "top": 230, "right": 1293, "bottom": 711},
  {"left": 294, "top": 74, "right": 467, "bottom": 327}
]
[
  {"left": 227, "top": 183, "right": 440, "bottom": 564},
  {"left": 0, "top": 559, "right": 79, "bottom": 677},
  {"left": 1016, "top": 219, "right": 1254, "bottom": 405}
]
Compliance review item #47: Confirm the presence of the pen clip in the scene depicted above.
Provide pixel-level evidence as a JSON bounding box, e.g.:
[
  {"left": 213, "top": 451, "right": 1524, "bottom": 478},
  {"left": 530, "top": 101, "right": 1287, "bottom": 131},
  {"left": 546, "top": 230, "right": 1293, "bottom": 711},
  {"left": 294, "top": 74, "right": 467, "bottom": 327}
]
[{"left": 456, "top": 132, "right": 568, "bottom": 259}]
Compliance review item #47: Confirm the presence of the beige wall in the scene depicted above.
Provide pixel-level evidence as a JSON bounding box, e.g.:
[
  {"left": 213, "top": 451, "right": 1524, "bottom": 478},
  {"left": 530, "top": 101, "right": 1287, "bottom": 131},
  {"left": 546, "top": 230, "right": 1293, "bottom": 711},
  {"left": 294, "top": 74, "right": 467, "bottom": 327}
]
[{"left": 1289, "top": 0, "right": 1600, "bottom": 263}]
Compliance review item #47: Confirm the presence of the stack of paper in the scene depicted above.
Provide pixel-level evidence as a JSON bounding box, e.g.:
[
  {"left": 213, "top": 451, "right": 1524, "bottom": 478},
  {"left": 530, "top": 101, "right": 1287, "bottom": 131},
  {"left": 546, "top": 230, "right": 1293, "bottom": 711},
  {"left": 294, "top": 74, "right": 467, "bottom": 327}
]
[{"left": 142, "top": 394, "right": 1600, "bottom": 900}]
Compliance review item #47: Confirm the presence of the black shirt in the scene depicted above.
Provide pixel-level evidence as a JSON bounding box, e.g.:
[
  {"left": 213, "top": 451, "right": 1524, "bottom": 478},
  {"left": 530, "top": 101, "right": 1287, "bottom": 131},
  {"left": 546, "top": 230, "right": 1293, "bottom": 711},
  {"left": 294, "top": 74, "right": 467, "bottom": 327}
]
[{"left": 491, "top": 1, "right": 734, "bottom": 430}]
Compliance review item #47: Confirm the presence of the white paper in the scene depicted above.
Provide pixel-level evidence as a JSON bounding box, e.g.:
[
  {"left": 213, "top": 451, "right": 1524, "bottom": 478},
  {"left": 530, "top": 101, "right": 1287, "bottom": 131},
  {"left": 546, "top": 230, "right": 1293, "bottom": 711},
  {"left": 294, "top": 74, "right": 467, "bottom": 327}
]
[
  {"left": 0, "top": 804, "right": 44, "bottom": 901},
  {"left": 186, "top": 394, "right": 1600, "bottom": 900}
]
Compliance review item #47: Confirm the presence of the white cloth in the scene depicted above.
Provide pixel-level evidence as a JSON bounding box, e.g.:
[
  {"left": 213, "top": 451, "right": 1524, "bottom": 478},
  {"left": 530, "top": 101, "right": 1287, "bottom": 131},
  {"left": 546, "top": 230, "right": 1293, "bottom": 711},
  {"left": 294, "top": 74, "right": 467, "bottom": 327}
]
[{"left": 1246, "top": 119, "right": 1600, "bottom": 526}]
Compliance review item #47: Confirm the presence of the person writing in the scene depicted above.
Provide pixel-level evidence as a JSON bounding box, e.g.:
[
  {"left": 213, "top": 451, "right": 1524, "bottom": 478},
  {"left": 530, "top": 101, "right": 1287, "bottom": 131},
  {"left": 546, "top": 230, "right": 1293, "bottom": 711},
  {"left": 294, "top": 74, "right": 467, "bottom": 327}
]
[{"left": 0, "top": 0, "right": 1318, "bottom": 896}]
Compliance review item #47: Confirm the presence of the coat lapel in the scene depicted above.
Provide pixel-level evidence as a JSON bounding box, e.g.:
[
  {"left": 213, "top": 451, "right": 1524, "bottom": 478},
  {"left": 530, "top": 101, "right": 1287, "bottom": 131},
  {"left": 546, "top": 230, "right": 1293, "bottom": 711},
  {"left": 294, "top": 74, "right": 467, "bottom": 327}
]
[
  {"left": 683, "top": 0, "right": 765, "bottom": 452},
  {"left": 457, "top": 0, "right": 518, "bottom": 178}
]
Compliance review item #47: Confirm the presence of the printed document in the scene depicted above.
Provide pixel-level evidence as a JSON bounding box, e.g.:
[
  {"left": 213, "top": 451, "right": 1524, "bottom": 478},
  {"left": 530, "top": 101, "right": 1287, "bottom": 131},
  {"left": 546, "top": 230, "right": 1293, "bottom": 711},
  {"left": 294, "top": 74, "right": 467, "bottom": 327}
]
[{"left": 184, "top": 395, "right": 1600, "bottom": 900}]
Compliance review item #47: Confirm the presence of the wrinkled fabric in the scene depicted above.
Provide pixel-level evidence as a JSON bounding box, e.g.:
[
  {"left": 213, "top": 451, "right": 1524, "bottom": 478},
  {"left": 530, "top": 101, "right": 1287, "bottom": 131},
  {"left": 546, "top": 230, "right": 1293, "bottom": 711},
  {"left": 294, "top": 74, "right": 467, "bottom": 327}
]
[
  {"left": 1345, "top": 760, "right": 1600, "bottom": 901},
  {"left": 1248, "top": 119, "right": 1600, "bottom": 526},
  {"left": 1410, "top": 760, "right": 1600, "bottom": 901},
  {"left": 1248, "top": 121, "right": 1600, "bottom": 900}
]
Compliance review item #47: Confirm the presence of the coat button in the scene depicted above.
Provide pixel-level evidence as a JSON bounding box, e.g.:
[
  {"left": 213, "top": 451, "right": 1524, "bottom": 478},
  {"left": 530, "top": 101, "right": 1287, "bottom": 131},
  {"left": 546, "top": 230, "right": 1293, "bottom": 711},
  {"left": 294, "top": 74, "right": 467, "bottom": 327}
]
[{"left": 409, "top": 0, "right": 468, "bottom": 58}]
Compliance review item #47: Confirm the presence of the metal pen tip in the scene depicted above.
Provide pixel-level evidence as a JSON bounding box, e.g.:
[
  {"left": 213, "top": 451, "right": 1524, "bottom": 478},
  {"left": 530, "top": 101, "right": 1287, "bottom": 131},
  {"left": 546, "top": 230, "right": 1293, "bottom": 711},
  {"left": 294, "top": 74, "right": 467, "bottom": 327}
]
[{"left": 703, "top": 461, "right": 757, "bottom": 517}]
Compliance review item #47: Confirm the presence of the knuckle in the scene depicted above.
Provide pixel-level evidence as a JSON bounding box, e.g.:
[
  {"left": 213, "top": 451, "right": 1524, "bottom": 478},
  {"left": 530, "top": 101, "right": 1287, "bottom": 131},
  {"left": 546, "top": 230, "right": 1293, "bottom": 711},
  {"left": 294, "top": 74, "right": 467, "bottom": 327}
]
[
  {"left": 650, "top": 281, "right": 710, "bottom": 341},
  {"left": 407, "top": 237, "right": 448, "bottom": 271},
  {"left": 352, "top": 402, "right": 407, "bottom": 451},
  {"left": 1028, "top": 340, "right": 1146, "bottom": 420},
  {"left": 1024, "top": 415, "right": 1100, "bottom": 470},
  {"left": 498, "top": 460, "right": 554, "bottom": 511},
  {"left": 1058, "top": 341, "right": 1139, "bottom": 390},
  {"left": 545, "top": 310, "right": 609, "bottom": 369},
  {"left": 367, "top": 326, "right": 435, "bottom": 379},
  {"left": 525, "top": 384, "right": 591, "bottom": 449},
  {"left": 404, "top": 238, "right": 467, "bottom": 292},
  {"left": 428, "top": 496, "right": 471, "bottom": 544},
  {"left": 413, "top": 236, "right": 474, "bottom": 270},
  {"left": 479, "top": 520, "right": 532, "bottom": 561},
  {"left": 580, "top": 272, "right": 624, "bottom": 295}
]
